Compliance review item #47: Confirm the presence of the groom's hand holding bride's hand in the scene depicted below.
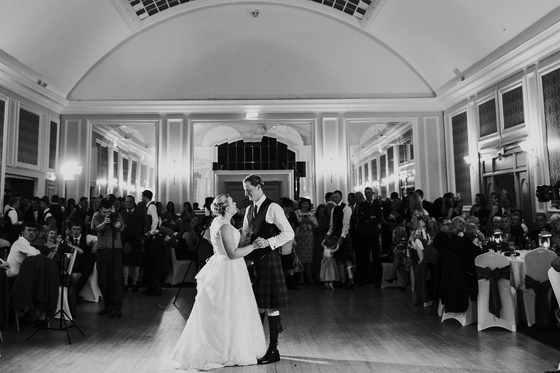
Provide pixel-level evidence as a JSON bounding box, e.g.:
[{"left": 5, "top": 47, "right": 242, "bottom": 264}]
[{"left": 254, "top": 237, "right": 270, "bottom": 249}]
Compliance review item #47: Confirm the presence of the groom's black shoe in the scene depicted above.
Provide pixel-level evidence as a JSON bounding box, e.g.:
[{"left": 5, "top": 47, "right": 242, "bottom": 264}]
[{"left": 257, "top": 347, "right": 280, "bottom": 365}]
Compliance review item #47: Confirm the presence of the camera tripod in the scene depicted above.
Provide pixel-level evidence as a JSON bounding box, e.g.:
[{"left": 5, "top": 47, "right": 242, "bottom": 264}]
[{"left": 28, "top": 236, "right": 84, "bottom": 344}]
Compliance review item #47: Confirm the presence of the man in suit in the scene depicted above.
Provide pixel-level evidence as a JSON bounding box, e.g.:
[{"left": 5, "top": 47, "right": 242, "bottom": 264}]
[
  {"left": 354, "top": 187, "right": 383, "bottom": 286},
  {"left": 68, "top": 220, "right": 96, "bottom": 300},
  {"left": 24, "top": 196, "right": 44, "bottom": 226},
  {"left": 415, "top": 189, "right": 434, "bottom": 217},
  {"left": 49, "top": 194, "right": 64, "bottom": 233},
  {"left": 242, "top": 174, "right": 294, "bottom": 365},
  {"left": 120, "top": 195, "right": 146, "bottom": 292}
]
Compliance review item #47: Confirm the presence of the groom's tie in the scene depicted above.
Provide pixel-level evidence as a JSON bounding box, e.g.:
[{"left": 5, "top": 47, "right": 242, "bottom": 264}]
[{"left": 253, "top": 203, "right": 258, "bottom": 220}]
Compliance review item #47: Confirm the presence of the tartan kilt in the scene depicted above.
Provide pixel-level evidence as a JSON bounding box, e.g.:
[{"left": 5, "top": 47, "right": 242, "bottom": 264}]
[
  {"left": 253, "top": 249, "right": 290, "bottom": 309},
  {"left": 333, "top": 235, "right": 354, "bottom": 262}
]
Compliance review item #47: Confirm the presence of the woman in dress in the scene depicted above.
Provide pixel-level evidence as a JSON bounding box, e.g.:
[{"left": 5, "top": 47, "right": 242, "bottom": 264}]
[
  {"left": 172, "top": 194, "right": 267, "bottom": 370},
  {"left": 313, "top": 204, "right": 330, "bottom": 282},
  {"left": 162, "top": 201, "right": 181, "bottom": 233},
  {"left": 294, "top": 198, "right": 318, "bottom": 284},
  {"left": 469, "top": 193, "right": 491, "bottom": 233}
]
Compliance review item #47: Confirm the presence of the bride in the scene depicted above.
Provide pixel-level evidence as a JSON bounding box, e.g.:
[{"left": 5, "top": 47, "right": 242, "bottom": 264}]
[{"left": 172, "top": 194, "right": 267, "bottom": 370}]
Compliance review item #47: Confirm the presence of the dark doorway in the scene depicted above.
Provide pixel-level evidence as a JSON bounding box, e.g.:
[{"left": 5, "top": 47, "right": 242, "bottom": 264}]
[{"left": 5, "top": 176, "right": 35, "bottom": 199}]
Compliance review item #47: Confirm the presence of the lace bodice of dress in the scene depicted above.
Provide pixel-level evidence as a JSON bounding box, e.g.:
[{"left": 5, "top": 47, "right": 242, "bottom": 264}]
[{"left": 210, "top": 217, "right": 240, "bottom": 257}]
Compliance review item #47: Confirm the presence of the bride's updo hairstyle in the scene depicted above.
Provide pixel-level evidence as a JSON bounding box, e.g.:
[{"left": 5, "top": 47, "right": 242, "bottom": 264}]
[{"left": 210, "top": 194, "right": 231, "bottom": 217}]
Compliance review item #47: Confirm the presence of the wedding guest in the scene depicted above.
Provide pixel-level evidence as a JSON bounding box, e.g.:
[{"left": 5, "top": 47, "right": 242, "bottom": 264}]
[
  {"left": 326, "top": 190, "right": 354, "bottom": 289},
  {"left": 5, "top": 223, "right": 40, "bottom": 277},
  {"left": 449, "top": 216, "right": 480, "bottom": 293},
  {"left": 120, "top": 195, "right": 145, "bottom": 292},
  {"left": 415, "top": 189, "right": 433, "bottom": 217},
  {"left": 431, "top": 192, "right": 454, "bottom": 220},
  {"left": 501, "top": 213, "right": 512, "bottom": 238},
  {"left": 501, "top": 192, "right": 514, "bottom": 215},
  {"left": 4, "top": 197, "right": 23, "bottom": 244},
  {"left": 408, "top": 192, "right": 429, "bottom": 230},
  {"left": 279, "top": 197, "right": 299, "bottom": 290},
  {"left": 354, "top": 187, "right": 382, "bottom": 286},
  {"left": 469, "top": 193, "right": 491, "bottom": 231},
  {"left": 176, "top": 217, "right": 198, "bottom": 261},
  {"left": 381, "top": 195, "right": 405, "bottom": 256},
  {"left": 180, "top": 201, "right": 194, "bottom": 223},
  {"left": 487, "top": 192, "right": 502, "bottom": 232},
  {"left": 529, "top": 212, "right": 550, "bottom": 246},
  {"left": 24, "top": 196, "right": 44, "bottom": 226},
  {"left": 93, "top": 198, "right": 125, "bottom": 318},
  {"left": 320, "top": 236, "right": 339, "bottom": 290},
  {"left": 386, "top": 226, "right": 409, "bottom": 288},
  {"left": 313, "top": 204, "right": 330, "bottom": 282},
  {"left": 162, "top": 201, "right": 181, "bottom": 232},
  {"left": 433, "top": 217, "right": 452, "bottom": 252},
  {"left": 294, "top": 198, "right": 318, "bottom": 285},
  {"left": 67, "top": 221, "right": 96, "bottom": 298}
]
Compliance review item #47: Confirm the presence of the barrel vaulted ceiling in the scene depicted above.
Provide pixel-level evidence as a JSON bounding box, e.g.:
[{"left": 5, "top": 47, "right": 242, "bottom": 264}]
[{"left": 0, "top": 0, "right": 559, "bottom": 104}]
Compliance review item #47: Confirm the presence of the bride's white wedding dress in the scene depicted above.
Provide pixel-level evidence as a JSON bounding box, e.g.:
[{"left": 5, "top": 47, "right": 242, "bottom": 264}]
[{"left": 172, "top": 217, "right": 267, "bottom": 371}]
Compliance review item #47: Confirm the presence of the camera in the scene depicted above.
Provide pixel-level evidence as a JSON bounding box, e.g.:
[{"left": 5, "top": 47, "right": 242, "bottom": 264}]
[
  {"left": 106, "top": 211, "right": 119, "bottom": 226},
  {"left": 536, "top": 180, "right": 560, "bottom": 208}
]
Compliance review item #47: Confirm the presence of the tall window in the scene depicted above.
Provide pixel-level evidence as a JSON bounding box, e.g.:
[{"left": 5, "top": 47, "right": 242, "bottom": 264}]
[
  {"left": 451, "top": 111, "right": 472, "bottom": 205},
  {"left": 49, "top": 121, "right": 58, "bottom": 169}
]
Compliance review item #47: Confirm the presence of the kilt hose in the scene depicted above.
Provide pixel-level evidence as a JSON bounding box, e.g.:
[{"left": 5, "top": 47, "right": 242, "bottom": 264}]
[{"left": 253, "top": 249, "right": 290, "bottom": 309}]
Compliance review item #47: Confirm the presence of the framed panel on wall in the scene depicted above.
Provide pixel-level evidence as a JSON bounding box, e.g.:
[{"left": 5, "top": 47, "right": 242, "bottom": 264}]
[
  {"left": 16, "top": 105, "right": 41, "bottom": 169},
  {"left": 478, "top": 97, "right": 498, "bottom": 138},
  {"left": 499, "top": 83, "right": 526, "bottom": 135},
  {"left": 48, "top": 120, "right": 59, "bottom": 170}
]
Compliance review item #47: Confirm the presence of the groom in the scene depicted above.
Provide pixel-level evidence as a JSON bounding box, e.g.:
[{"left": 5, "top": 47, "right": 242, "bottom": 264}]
[{"left": 242, "top": 174, "right": 294, "bottom": 365}]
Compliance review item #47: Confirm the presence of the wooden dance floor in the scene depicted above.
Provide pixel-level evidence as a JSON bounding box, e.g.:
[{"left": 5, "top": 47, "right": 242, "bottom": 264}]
[{"left": 1, "top": 284, "right": 558, "bottom": 372}]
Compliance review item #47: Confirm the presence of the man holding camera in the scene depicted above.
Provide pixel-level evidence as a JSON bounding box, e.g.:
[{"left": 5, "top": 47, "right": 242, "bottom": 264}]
[{"left": 93, "top": 199, "right": 125, "bottom": 319}]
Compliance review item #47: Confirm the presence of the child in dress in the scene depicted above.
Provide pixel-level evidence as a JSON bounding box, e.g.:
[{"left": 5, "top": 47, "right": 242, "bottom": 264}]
[
  {"left": 320, "top": 236, "right": 339, "bottom": 289},
  {"left": 386, "top": 226, "right": 410, "bottom": 288}
]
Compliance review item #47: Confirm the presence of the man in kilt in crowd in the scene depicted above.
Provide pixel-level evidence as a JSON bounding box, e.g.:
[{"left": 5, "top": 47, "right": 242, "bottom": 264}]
[
  {"left": 242, "top": 174, "right": 295, "bottom": 365},
  {"left": 326, "top": 190, "right": 355, "bottom": 289}
]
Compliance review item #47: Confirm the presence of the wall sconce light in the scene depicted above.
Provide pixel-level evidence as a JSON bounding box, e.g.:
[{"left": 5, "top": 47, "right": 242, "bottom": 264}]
[
  {"left": 46, "top": 172, "right": 57, "bottom": 181},
  {"left": 463, "top": 154, "right": 477, "bottom": 166},
  {"left": 168, "top": 159, "right": 183, "bottom": 185},
  {"left": 519, "top": 140, "right": 537, "bottom": 155},
  {"left": 61, "top": 162, "right": 83, "bottom": 181},
  {"left": 519, "top": 140, "right": 538, "bottom": 164},
  {"left": 326, "top": 159, "right": 339, "bottom": 182},
  {"left": 245, "top": 111, "right": 260, "bottom": 120}
]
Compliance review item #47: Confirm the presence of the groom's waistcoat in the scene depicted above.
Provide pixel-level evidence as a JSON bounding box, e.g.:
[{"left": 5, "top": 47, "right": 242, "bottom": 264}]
[{"left": 249, "top": 198, "right": 280, "bottom": 243}]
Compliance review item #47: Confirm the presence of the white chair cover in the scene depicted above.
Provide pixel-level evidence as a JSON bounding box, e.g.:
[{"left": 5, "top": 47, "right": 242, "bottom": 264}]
[
  {"left": 79, "top": 263, "right": 102, "bottom": 303},
  {"left": 165, "top": 245, "right": 197, "bottom": 285},
  {"left": 519, "top": 249, "right": 556, "bottom": 326},
  {"left": 475, "top": 252, "right": 517, "bottom": 332},
  {"left": 440, "top": 299, "right": 477, "bottom": 326},
  {"left": 54, "top": 250, "right": 78, "bottom": 321},
  {"left": 548, "top": 267, "right": 560, "bottom": 311}
]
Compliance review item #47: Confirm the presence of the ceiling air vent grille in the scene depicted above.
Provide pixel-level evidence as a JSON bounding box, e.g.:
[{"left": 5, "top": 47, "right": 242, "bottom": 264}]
[{"left": 127, "top": 0, "right": 373, "bottom": 21}]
